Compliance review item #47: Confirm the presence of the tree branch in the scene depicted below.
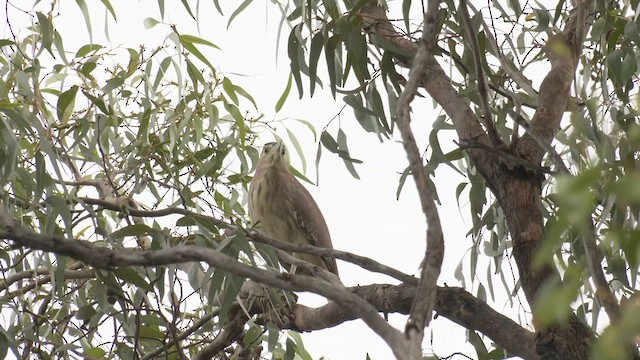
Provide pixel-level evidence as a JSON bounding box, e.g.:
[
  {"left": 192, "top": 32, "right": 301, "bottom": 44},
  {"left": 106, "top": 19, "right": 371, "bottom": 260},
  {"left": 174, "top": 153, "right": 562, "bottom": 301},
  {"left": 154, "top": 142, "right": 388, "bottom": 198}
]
[
  {"left": 64, "top": 196, "right": 419, "bottom": 284},
  {"left": 0, "top": 207, "right": 412, "bottom": 359},
  {"left": 392, "top": 0, "right": 445, "bottom": 356},
  {"left": 277, "top": 284, "right": 539, "bottom": 360},
  {"left": 193, "top": 306, "right": 248, "bottom": 360}
]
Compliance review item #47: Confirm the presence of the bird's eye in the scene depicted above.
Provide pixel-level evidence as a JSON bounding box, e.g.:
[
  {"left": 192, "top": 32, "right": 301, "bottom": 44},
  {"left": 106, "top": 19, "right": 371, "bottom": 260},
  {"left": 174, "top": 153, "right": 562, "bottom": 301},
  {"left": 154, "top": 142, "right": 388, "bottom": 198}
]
[
  {"left": 281, "top": 149, "right": 286, "bottom": 155},
  {"left": 263, "top": 148, "right": 269, "bottom": 154}
]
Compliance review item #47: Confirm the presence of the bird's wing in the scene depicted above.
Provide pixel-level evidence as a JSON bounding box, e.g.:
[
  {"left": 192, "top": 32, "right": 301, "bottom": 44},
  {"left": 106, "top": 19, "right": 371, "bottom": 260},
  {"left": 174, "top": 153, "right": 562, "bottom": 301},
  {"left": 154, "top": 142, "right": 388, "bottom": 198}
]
[{"left": 284, "top": 173, "right": 339, "bottom": 275}]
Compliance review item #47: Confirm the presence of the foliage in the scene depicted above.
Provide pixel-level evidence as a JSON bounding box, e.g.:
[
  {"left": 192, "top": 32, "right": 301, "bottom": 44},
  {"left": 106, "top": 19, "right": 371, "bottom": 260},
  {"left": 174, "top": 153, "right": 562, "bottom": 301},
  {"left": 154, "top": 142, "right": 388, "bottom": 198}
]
[
  {"left": 0, "top": 1, "right": 310, "bottom": 358},
  {"left": 4, "top": 0, "right": 640, "bottom": 359}
]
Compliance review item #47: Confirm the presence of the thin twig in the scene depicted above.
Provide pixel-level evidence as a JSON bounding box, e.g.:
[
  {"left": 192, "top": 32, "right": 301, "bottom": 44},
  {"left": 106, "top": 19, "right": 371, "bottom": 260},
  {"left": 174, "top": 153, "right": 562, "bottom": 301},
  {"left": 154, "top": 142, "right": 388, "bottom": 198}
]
[{"left": 140, "top": 311, "right": 219, "bottom": 360}]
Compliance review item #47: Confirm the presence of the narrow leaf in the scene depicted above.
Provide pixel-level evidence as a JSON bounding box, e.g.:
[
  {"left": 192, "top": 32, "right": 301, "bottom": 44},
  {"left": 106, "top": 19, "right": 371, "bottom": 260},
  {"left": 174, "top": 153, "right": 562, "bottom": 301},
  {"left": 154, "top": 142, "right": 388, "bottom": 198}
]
[
  {"left": 275, "top": 74, "right": 292, "bottom": 112},
  {"left": 309, "top": 32, "right": 324, "bottom": 96},
  {"left": 56, "top": 85, "right": 78, "bottom": 122}
]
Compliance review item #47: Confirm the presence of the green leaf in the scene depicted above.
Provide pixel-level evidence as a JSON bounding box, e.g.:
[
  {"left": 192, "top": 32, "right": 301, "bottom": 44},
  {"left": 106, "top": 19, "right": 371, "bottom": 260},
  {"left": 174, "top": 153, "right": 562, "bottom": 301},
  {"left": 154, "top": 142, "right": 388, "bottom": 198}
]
[
  {"left": 284, "top": 338, "right": 295, "bottom": 360},
  {"left": 82, "top": 90, "right": 111, "bottom": 115},
  {"left": 243, "top": 325, "right": 263, "bottom": 347},
  {"left": 609, "top": 173, "right": 640, "bottom": 202},
  {"left": 223, "top": 78, "right": 239, "bottom": 105},
  {"left": 75, "top": 305, "right": 97, "bottom": 321},
  {"left": 179, "top": 0, "right": 196, "bottom": 19},
  {"left": 325, "top": 35, "right": 341, "bottom": 98},
  {"left": 179, "top": 35, "right": 216, "bottom": 70},
  {"left": 533, "top": 275, "right": 579, "bottom": 326},
  {"left": 621, "top": 51, "right": 637, "bottom": 81},
  {"left": 402, "top": 0, "right": 411, "bottom": 33},
  {"left": 292, "top": 118, "right": 317, "bottom": 141},
  {"left": 224, "top": 103, "right": 245, "bottom": 145},
  {"left": 178, "top": 34, "right": 221, "bottom": 50},
  {"left": 468, "top": 331, "right": 488, "bottom": 357},
  {"left": 157, "top": 0, "right": 165, "bottom": 19},
  {"left": 309, "top": 32, "right": 324, "bottom": 96},
  {"left": 75, "top": 0, "right": 93, "bottom": 39},
  {"left": 102, "top": 76, "right": 124, "bottom": 94},
  {"left": 111, "top": 224, "right": 159, "bottom": 240},
  {"left": 337, "top": 128, "right": 360, "bottom": 179},
  {"left": 56, "top": 85, "right": 78, "bottom": 122},
  {"left": 508, "top": 0, "right": 521, "bottom": 17},
  {"left": 228, "top": 0, "right": 253, "bottom": 28},
  {"left": 322, "top": 0, "right": 339, "bottom": 19},
  {"left": 46, "top": 196, "right": 73, "bottom": 238},
  {"left": 288, "top": 25, "right": 304, "bottom": 98},
  {"left": 275, "top": 73, "right": 292, "bottom": 112},
  {"left": 624, "top": 20, "right": 640, "bottom": 46},
  {"left": 85, "top": 348, "right": 106, "bottom": 358},
  {"left": 138, "top": 325, "right": 165, "bottom": 340},
  {"left": 143, "top": 17, "right": 161, "bottom": 29},
  {"left": 320, "top": 131, "right": 339, "bottom": 153},
  {"left": 234, "top": 84, "right": 258, "bottom": 109},
  {"left": 286, "top": 128, "right": 306, "bottom": 174},
  {"left": 76, "top": 44, "right": 103, "bottom": 58},
  {"left": 396, "top": 166, "right": 410, "bottom": 200},
  {"left": 0, "top": 39, "right": 16, "bottom": 47},
  {"left": 113, "top": 268, "right": 153, "bottom": 292},
  {"left": 36, "top": 12, "right": 54, "bottom": 55},
  {"left": 99, "top": 0, "right": 117, "bottom": 20}
]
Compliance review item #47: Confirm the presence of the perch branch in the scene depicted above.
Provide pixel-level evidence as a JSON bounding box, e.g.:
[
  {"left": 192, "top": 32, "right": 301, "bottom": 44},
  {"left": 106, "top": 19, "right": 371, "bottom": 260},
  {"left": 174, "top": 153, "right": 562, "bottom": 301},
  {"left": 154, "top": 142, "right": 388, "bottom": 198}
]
[{"left": 0, "top": 207, "right": 412, "bottom": 360}]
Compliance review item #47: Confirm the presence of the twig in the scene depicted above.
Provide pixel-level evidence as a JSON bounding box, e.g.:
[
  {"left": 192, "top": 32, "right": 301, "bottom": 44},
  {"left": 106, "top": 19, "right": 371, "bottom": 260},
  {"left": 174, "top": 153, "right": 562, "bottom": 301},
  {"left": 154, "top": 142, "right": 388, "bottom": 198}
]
[
  {"left": 193, "top": 306, "right": 247, "bottom": 360},
  {"left": 140, "top": 311, "right": 219, "bottom": 360},
  {"left": 393, "top": 0, "right": 445, "bottom": 354},
  {"left": 250, "top": 232, "right": 417, "bottom": 285}
]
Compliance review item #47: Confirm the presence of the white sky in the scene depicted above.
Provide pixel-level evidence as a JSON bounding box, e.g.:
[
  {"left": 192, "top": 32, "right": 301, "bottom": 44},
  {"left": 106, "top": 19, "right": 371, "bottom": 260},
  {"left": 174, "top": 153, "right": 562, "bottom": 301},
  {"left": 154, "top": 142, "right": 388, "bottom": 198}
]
[{"left": 2, "top": 1, "right": 532, "bottom": 359}]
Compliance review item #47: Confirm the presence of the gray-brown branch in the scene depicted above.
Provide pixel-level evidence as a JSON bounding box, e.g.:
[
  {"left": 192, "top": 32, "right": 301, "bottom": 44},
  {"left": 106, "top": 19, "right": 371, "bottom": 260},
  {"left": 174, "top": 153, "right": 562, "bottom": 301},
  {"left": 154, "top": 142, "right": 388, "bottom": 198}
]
[
  {"left": 0, "top": 207, "right": 411, "bottom": 360},
  {"left": 393, "top": 0, "right": 445, "bottom": 354}
]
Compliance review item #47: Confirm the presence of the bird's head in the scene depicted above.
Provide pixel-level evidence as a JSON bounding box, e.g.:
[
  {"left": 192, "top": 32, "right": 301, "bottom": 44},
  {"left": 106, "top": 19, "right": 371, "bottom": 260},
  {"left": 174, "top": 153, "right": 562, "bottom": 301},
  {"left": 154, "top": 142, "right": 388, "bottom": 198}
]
[{"left": 258, "top": 140, "right": 290, "bottom": 170}]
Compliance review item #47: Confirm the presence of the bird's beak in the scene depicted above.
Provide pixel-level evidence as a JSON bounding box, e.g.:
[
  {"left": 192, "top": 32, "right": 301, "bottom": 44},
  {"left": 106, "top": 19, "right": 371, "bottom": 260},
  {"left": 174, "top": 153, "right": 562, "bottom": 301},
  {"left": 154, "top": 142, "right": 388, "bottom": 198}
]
[{"left": 273, "top": 139, "right": 284, "bottom": 155}]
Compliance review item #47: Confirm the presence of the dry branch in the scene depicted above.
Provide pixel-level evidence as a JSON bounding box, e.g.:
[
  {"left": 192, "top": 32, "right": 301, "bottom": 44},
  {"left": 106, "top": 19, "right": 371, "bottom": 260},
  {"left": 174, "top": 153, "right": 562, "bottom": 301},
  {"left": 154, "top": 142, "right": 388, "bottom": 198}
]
[{"left": 392, "top": 1, "right": 445, "bottom": 354}]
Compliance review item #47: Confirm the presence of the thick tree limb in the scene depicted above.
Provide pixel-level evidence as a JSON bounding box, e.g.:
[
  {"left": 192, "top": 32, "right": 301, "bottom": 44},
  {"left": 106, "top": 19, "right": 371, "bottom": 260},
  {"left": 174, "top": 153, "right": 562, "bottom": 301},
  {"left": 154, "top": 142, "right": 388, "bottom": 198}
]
[
  {"left": 10, "top": 193, "right": 418, "bottom": 285},
  {"left": 284, "top": 283, "right": 539, "bottom": 360},
  {"left": 393, "top": 0, "right": 445, "bottom": 354}
]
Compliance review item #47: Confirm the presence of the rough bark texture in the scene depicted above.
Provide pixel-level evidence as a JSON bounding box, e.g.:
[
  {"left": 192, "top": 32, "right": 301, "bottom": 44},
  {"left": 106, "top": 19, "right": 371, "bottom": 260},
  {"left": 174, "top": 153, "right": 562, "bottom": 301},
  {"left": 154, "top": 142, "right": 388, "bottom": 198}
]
[{"left": 262, "top": 283, "right": 540, "bottom": 360}]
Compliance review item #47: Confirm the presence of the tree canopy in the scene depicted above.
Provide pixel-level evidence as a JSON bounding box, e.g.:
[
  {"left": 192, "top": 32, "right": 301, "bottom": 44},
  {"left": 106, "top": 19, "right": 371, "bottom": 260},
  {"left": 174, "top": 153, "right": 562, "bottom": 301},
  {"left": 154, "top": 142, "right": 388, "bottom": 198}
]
[{"left": 1, "top": 0, "right": 640, "bottom": 359}]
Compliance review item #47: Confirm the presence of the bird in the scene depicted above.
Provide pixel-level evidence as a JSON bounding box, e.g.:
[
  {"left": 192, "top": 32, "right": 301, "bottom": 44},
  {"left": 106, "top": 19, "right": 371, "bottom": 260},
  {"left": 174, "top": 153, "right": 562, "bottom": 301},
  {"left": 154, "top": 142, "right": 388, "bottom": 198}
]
[{"left": 248, "top": 140, "right": 339, "bottom": 276}]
